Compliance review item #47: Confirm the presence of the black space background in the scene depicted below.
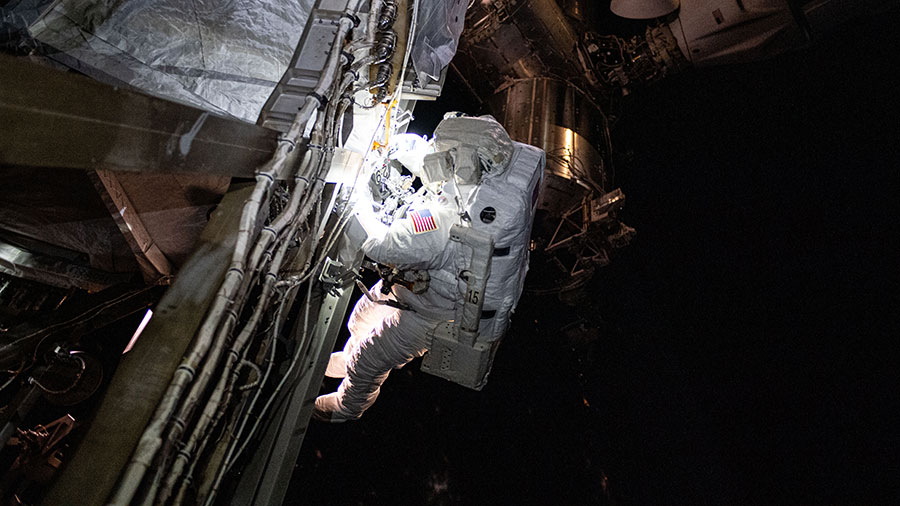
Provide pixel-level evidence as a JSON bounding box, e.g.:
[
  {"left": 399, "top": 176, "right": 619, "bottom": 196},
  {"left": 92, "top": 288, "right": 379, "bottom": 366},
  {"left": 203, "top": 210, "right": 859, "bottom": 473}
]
[{"left": 287, "top": 9, "right": 900, "bottom": 506}]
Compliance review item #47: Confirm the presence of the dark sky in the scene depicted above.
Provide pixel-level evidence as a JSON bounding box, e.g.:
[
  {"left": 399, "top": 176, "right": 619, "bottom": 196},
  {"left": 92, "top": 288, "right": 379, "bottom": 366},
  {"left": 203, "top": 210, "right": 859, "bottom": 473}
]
[{"left": 289, "top": 8, "right": 899, "bottom": 506}]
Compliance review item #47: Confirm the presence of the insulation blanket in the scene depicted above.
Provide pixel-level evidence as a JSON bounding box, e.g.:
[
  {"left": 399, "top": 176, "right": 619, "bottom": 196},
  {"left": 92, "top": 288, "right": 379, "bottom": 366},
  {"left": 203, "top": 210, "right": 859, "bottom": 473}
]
[
  {"left": 4, "top": 0, "right": 466, "bottom": 119},
  {"left": 0, "top": 166, "right": 229, "bottom": 274},
  {"left": 0, "top": 166, "right": 138, "bottom": 273},
  {"left": 411, "top": 0, "right": 468, "bottom": 82},
  {"left": 21, "top": 0, "right": 314, "bottom": 122}
]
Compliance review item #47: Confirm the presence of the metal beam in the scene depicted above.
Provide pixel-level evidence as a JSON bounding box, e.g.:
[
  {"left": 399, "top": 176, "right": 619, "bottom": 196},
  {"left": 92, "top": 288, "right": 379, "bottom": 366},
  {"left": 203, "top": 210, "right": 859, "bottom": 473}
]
[
  {"left": 44, "top": 182, "right": 256, "bottom": 506},
  {"left": 0, "top": 55, "right": 279, "bottom": 178},
  {"left": 88, "top": 169, "right": 175, "bottom": 284},
  {"left": 0, "top": 237, "right": 131, "bottom": 292}
]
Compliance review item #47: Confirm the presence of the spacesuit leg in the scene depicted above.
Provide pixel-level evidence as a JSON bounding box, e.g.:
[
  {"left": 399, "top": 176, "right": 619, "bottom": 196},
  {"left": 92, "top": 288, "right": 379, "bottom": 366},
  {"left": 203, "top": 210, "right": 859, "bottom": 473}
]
[
  {"left": 314, "top": 311, "right": 434, "bottom": 422},
  {"left": 325, "top": 280, "right": 392, "bottom": 378},
  {"left": 346, "top": 280, "right": 391, "bottom": 337}
]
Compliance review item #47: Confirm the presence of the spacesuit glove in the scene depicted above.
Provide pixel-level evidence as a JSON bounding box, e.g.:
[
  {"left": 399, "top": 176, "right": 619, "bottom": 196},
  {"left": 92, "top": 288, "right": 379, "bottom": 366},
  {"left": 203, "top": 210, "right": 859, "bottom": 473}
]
[{"left": 354, "top": 197, "right": 389, "bottom": 245}]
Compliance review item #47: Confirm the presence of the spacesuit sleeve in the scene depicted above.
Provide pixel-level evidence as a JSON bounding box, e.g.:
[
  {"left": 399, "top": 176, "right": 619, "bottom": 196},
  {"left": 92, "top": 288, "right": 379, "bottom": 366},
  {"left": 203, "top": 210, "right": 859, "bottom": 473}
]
[{"left": 361, "top": 206, "right": 452, "bottom": 270}]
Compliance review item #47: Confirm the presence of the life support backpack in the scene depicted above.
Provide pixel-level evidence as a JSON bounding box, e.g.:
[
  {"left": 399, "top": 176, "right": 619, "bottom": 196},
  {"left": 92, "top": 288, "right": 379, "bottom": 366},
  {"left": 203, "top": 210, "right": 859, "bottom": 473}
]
[
  {"left": 461, "top": 141, "right": 544, "bottom": 342},
  {"left": 420, "top": 142, "right": 544, "bottom": 389}
]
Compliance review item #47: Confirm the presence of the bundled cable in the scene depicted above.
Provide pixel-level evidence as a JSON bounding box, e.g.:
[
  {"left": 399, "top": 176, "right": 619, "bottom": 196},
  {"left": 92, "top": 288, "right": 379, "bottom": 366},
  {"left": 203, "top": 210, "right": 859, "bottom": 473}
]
[{"left": 109, "top": 1, "right": 367, "bottom": 505}]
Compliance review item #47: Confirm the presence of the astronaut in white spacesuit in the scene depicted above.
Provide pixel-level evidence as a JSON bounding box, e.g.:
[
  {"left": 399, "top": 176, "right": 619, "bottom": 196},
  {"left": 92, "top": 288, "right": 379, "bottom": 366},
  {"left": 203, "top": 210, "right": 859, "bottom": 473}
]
[{"left": 313, "top": 114, "right": 527, "bottom": 422}]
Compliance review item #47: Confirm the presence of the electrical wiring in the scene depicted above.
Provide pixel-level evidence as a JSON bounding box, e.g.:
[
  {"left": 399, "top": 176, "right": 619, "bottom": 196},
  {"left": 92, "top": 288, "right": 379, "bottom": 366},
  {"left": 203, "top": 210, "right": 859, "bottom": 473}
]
[
  {"left": 27, "top": 354, "right": 85, "bottom": 395},
  {"left": 198, "top": 43, "right": 378, "bottom": 502},
  {"left": 237, "top": 360, "right": 262, "bottom": 391},
  {"left": 0, "top": 374, "right": 18, "bottom": 395},
  {"left": 175, "top": 21, "right": 369, "bottom": 506},
  {"left": 366, "top": 0, "right": 384, "bottom": 45},
  {"left": 171, "top": 279, "right": 288, "bottom": 505},
  {"left": 220, "top": 271, "right": 316, "bottom": 478},
  {"left": 0, "top": 289, "right": 150, "bottom": 361},
  {"left": 143, "top": 142, "right": 325, "bottom": 505},
  {"left": 167, "top": 114, "right": 336, "bottom": 506},
  {"left": 110, "top": 2, "right": 365, "bottom": 504},
  {"left": 186, "top": 164, "right": 330, "bottom": 504},
  {"left": 356, "top": 0, "right": 415, "bottom": 109},
  {"left": 158, "top": 231, "right": 300, "bottom": 505},
  {"left": 200, "top": 279, "right": 300, "bottom": 506},
  {"left": 215, "top": 117, "right": 344, "bottom": 472},
  {"left": 115, "top": 0, "right": 426, "bottom": 501}
]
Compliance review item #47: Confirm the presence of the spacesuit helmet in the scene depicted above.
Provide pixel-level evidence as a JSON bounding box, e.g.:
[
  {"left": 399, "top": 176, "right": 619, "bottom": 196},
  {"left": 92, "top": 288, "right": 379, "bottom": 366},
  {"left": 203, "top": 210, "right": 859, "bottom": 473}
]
[{"left": 423, "top": 114, "right": 515, "bottom": 186}]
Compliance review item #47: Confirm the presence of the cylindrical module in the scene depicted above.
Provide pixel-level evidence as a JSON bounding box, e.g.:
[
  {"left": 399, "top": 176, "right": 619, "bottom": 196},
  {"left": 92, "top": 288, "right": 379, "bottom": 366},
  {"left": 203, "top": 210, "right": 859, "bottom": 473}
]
[{"left": 487, "top": 78, "right": 610, "bottom": 215}]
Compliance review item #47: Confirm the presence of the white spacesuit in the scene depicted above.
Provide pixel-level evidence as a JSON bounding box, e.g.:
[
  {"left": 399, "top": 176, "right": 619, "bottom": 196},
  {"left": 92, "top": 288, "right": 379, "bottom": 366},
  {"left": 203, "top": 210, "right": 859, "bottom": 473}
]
[{"left": 314, "top": 115, "right": 542, "bottom": 422}]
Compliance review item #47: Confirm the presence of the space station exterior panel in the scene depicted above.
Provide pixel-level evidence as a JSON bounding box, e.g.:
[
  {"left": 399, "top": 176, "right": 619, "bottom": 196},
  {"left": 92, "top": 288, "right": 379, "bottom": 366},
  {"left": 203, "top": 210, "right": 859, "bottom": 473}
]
[
  {"left": 670, "top": 0, "right": 805, "bottom": 66},
  {"left": 490, "top": 79, "right": 608, "bottom": 162},
  {"left": 26, "top": 0, "right": 315, "bottom": 121},
  {"left": 108, "top": 172, "right": 230, "bottom": 267},
  {"left": 610, "top": 0, "right": 680, "bottom": 19},
  {"left": 257, "top": 2, "right": 347, "bottom": 132}
]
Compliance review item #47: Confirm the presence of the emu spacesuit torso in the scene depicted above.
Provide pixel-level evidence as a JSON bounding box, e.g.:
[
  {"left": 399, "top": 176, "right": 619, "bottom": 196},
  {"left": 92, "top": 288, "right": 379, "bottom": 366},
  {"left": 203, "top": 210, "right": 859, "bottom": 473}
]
[{"left": 314, "top": 115, "right": 544, "bottom": 422}]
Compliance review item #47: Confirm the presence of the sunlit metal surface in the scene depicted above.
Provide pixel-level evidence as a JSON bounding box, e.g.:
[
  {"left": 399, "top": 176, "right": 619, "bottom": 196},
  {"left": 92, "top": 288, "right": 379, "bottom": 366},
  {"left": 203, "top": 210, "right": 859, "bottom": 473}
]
[{"left": 488, "top": 78, "right": 609, "bottom": 192}]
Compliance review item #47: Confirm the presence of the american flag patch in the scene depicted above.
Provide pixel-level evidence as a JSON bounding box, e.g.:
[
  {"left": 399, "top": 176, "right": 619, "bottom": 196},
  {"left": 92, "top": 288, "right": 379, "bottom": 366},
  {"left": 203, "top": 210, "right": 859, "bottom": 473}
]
[{"left": 409, "top": 209, "right": 438, "bottom": 234}]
